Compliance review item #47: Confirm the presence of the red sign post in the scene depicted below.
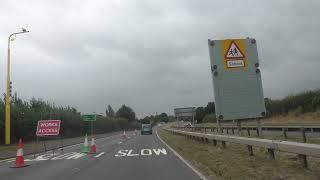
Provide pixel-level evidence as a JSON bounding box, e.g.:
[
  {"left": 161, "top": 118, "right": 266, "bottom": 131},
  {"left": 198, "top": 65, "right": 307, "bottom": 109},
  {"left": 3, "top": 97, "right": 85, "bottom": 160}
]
[{"left": 36, "top": 120, "right": 61, "bottom": 136}]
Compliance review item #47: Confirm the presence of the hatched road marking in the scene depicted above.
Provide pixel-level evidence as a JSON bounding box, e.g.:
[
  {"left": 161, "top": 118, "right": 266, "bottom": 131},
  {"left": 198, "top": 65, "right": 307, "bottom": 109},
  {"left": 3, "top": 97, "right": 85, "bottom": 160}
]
[
  {"left": 0, "top": 151, "right": 104, "bottom": 163},
  {"left": 94, "top": 152, "right": 105, "bottom": 158}
]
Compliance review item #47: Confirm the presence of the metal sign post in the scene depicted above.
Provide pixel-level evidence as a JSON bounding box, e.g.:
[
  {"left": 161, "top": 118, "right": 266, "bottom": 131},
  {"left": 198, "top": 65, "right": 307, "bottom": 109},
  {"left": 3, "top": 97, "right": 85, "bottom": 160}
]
[
  {"left": 91, "top": 121, "right": 93, "bottom": 136},
  {"left": 82, "top": 114, "right": 96, "bottom": 136},
  {"left": 35, "top": 120, "right": 61, "bottom": 156}
]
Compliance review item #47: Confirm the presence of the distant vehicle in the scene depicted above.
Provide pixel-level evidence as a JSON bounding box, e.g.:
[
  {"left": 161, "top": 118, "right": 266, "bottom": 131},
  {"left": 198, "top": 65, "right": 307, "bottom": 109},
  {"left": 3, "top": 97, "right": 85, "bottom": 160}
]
[
  {"left": 141, "top": 119, "right": 152, "bottom": 135},
  {"left": 183, "top": 122, "right": 192, "bottom": 127}
]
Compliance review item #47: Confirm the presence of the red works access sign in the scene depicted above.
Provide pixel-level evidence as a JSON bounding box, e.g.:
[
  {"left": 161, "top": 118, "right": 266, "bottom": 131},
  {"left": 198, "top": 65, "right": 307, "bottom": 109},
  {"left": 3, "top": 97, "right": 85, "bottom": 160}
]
[{"left": 36, "top": 120, "right": 61, "bottom": 136}]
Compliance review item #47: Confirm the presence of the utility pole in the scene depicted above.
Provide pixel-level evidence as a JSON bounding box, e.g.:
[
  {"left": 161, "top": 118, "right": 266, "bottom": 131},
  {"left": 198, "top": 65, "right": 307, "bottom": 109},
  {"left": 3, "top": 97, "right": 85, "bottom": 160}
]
[{"left": 5, "top": 28, "right": 29, "bottom": 144}]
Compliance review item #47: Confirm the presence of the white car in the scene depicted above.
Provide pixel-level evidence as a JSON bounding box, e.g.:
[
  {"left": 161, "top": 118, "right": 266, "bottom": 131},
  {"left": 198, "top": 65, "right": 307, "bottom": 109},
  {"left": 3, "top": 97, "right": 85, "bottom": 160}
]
[{"left": 183, "top": 122, "right": 192, "bottom": 127}]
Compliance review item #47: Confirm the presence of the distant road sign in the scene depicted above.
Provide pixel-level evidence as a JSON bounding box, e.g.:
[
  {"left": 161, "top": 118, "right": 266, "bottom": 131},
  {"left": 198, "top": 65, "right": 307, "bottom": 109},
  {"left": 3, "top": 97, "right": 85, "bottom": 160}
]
[
  {"left": 174, "top": 107, "right": 195, "bottom": 118},
  {"left": 82, "top": 114, "right": 96, "bottom": 121},
  {"left": 208, "top": 38, "right": 266, "bottom": 121},
  {"left": 36, "top": 120, "right": 61, "bottom": 136}
]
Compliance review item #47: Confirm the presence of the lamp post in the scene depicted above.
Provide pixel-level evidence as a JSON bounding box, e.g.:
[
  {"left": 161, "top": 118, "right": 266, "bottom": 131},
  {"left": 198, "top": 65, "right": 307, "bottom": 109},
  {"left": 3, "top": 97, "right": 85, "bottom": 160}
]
[{"left": 5, "top": 28, "right": 29, "bottom": 144}]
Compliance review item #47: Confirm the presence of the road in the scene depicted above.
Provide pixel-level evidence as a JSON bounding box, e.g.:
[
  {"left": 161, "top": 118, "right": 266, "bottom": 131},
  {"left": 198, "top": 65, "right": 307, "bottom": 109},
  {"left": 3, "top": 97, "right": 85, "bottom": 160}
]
[{"left": 0, "top": 129, "right": 201, "bottom": 180}]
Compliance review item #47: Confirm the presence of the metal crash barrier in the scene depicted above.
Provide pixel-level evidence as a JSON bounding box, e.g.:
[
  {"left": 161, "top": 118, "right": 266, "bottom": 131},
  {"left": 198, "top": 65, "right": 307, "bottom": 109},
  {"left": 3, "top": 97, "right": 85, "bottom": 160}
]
[{"left": 164, "top": 128, "right": 320, "bottom": 168}]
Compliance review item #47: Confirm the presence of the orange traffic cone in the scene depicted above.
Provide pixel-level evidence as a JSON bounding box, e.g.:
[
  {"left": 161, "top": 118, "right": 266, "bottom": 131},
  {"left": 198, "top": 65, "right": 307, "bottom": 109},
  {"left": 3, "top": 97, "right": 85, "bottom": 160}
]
[
  {"left": 89, "top": 136, "right": 97, "bottom": 154},
  {"left": 11, "top": 139, "right": 29, "bottom": 168}
]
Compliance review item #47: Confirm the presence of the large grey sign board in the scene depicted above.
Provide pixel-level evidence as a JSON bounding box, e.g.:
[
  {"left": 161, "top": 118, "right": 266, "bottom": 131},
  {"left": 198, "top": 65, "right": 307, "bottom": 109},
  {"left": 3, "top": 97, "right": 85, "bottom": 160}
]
[
  {"left": 174, "top": 107, "right": 195, "bottom": 117},
  {"left": 208, "top": 38, "right": 266, "bottom": 121}
]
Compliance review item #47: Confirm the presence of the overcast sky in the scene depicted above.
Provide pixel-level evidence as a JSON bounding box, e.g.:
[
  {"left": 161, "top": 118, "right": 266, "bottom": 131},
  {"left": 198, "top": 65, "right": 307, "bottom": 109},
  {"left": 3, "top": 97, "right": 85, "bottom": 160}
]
[{"left": 0, "top": 0, "right": 319, "bottom": 117}]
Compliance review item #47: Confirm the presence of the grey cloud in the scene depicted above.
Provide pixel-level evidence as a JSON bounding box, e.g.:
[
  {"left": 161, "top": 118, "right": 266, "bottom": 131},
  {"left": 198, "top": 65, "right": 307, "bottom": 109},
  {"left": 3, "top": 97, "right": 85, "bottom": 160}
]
[{"left": 0, "top": 0, "right": 319, "bottom": 117}]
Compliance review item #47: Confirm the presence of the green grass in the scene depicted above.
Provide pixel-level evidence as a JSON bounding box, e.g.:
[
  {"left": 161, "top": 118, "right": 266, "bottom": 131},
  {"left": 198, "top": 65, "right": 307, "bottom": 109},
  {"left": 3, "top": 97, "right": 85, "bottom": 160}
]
[{"left": 159, "top": 129, "right": 320, "bottom": 180}]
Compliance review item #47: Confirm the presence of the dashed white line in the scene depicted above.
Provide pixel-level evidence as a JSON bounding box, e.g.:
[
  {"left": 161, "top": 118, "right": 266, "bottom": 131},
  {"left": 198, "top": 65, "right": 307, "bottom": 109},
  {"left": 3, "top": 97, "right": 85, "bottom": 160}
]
[{"left": 94, "top": 152, "right": 105, "bottom": 158}]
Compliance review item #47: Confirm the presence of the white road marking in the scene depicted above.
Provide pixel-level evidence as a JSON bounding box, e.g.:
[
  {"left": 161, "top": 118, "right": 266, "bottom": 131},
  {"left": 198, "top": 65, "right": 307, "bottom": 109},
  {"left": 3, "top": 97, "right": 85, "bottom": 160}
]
[
  {"left": 114, "top": 148, "right": 167, "bottom": 157},
  {"left": 0, "top": 158, "right": 15, "bottom": 163},
  {"left": 127, "top": 150, "right": 139, "bottom": 157},
  {"left": 35, "top": 153, "right": 56, "bottom": 161},
  {"left": 0, "top": 133, "right": 121, "bottom": 163},
  {"left": 94, "top": 152, "right": 105, "bottom": 158},
  {"left": 118, "top": 141, "right": 122, "bottom": 144},
  {"left": 66, "top": 153, "right": 86, "bottom": 159},
  {"left": 0, "top": 131, "right": 127, "bottom": 163},
  {"left": 156, "top": 129, "right": 207, "bottom": 180},
  {"left": 115, "top": 150, "right": 128, "bottom": 157},
  {"left": 51, "top": 152, "right": 79, "bottom": 160},
  {"left": 2, "top": 152, "right": 90, "bottom": 163},
  {"left": 153, "top": 148, "right": 167, "bottom": 155},
  {"left": 141, "top": 149, "right": 152, "bottom": 156},
  {"left": 5, "top": 159, "right": 15, "bottom": 163}
]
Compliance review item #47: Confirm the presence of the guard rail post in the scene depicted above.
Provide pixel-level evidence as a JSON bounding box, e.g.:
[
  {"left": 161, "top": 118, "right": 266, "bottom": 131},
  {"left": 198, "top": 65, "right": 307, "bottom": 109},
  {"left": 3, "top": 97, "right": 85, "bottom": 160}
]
[
  {"left": 282, "top": 128, "right": 287, "bottom": 140},
  {"left": 301, "top": 127, "right": 307, "bottom": 143},
  {"left": 247, "top": 127, "right": 251, "bottom": 136},
  {"left": 298, "top": 154, "right": 308, "bottom": 169},
  {"left": 237, "top": 120, "right": 242, "bottom": 136},
  {"left": 213, "top": 139, "right": 217, "bottom": 146},
  {"left": 221, "top": 141, "right": 226, "bottom": 149},
  {"left": 267, "top": 148, "right": 275, "bottom": 160},
  {"left": 257, "top": 118, "right": 263, "bottom": 137},
  {"left": 247, "top": 145, "right": 253, "bottom": 156}
]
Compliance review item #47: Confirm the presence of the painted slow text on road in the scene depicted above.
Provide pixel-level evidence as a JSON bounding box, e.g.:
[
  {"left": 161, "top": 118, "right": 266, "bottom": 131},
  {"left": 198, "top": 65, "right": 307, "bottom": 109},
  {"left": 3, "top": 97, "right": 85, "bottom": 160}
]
[{"left": 115, "top": 148, "right": 167, "bottom": 157}]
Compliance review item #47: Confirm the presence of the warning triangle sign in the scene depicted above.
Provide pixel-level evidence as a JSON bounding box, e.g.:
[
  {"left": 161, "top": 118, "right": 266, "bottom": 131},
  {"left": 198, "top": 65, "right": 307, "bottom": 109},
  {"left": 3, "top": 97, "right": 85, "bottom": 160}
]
[{"left": 224, "top": 41, "right": 245, "bottom": 59}]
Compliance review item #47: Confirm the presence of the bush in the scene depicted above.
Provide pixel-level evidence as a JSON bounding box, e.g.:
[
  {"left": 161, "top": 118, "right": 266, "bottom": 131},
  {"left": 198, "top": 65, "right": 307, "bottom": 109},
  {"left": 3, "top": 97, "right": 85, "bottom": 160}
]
[{"left": 202, "top": 114, "right": 216, "bottom": 123}]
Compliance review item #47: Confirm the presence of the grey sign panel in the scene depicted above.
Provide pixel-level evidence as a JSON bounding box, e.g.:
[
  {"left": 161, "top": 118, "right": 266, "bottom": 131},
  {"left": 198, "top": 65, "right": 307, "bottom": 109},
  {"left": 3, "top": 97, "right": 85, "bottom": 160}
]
[
  {"left": 208, "top": 38, "right": 266, "bottom": 121},
  {"left": 174, "top": 107, "right": 195, "bottom": 117}
]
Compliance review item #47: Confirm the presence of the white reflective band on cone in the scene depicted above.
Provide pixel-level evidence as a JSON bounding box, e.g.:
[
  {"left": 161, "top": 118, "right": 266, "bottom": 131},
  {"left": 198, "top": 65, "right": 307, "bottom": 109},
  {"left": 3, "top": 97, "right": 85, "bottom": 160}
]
[
  {"left": 16, "top": 148, "right": 23, "bottom": 156},
  {"left": 84, "top": 137, "right": 88, "bottom": 146}
]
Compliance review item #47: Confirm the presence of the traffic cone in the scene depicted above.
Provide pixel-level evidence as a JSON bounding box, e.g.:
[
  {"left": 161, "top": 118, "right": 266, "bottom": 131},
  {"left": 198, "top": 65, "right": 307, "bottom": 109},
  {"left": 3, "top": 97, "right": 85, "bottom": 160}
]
[
  {"left": 122, "top": 130, "right": 127, "bottom": 139},
  {"left": 11, "top": 138, "right": 28, "bottom": 168},
  {"left": 89, "top": 136, "right": 97, "bottom": 154},
  {"left": 82, "top": 134, "right": 89, "bottom": 153}
]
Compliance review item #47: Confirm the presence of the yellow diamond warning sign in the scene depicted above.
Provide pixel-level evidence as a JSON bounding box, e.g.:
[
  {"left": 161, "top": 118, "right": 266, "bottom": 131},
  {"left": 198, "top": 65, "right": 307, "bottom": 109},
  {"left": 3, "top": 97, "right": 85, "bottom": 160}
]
[{"left": 222, "top": 39, "right": 247, "bottom": 69}]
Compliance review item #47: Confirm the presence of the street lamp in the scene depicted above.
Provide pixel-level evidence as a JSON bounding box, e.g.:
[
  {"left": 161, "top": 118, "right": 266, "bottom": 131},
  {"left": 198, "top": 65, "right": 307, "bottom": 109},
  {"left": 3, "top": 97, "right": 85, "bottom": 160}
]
[{"left": 5, "top": 28, "right": 29, "bottom": 144}]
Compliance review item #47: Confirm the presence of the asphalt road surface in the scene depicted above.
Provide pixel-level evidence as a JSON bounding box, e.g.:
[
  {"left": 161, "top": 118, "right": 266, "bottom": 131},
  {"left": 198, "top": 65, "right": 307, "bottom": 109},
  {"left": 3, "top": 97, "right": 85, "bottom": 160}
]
[{"left": 0, "top": 129, "right": 200, "bottom": 180}]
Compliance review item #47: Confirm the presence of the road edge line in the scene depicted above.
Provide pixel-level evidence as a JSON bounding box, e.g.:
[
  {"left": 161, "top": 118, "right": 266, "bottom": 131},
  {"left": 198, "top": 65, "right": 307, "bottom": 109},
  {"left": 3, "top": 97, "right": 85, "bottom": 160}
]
[{"left": 156, "top": 129, "right": 207, "bottom": 180}]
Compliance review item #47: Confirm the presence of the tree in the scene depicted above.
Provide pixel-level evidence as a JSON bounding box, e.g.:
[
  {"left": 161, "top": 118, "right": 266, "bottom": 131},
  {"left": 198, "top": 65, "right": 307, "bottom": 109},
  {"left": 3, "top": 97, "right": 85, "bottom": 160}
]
[
  {"left": 158, "top": 113, "right": 169, "bottom": 123},
  {"left": 106, "top": 105, "right": 115, "bottom": 117},
  {"left": 202, "top": 114, "right": 216, "bottom": 123},
  {"left": 116, "top": 104, "right": 136, "bottom": 122},
  {"left": 195, "top": 107, "right": 206, "bottom": 123},
  {"left": 205, "top": 102, "right": 215, "bottom": 114}
]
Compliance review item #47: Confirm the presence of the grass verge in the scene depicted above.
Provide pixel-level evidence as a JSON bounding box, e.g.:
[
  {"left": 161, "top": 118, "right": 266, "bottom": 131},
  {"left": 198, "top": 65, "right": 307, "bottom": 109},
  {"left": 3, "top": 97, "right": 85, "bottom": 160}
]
[{"left": 159, "top": 129, "right": 320, "bottom": 180}]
